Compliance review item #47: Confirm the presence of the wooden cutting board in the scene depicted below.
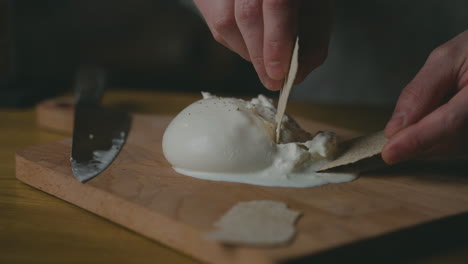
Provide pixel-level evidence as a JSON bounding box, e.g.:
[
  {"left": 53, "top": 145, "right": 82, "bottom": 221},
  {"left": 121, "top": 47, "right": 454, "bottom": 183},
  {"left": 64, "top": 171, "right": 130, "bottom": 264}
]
[{"left": 16, "top": 98, "right": 468, "bottom": 264}]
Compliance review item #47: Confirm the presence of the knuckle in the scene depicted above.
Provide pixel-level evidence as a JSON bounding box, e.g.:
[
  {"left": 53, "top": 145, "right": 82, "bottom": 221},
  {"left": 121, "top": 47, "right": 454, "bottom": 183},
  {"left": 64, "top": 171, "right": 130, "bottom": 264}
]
[
  {"left": 264, "top": 0, "right": 289, "bottom": 10},
  {"left": 267, "top": 39, "right": 282, "bottom": 50},
  {"left": 265, "top": 39, "right": 283, "bottom": 58},
  {"left": 212, "top": 32, "right": 224, "bottom": 44},
  {"left": 444, "top": 109, "right": 465, "bottom": 133},
  {"left": 236, "top": 0, "right": 261, "bottom": 22},
  {"left": 400, "top": 86, "right": 424, "bottom": 111},
  {"left": 428, "top": 44, "right": 453, "bottom": 64},
  {"left": 263, "top": 40, "right": 284, "bottom": 61},
  {"left": 213, "top": 14, "right": 236, "bottom": 33}
]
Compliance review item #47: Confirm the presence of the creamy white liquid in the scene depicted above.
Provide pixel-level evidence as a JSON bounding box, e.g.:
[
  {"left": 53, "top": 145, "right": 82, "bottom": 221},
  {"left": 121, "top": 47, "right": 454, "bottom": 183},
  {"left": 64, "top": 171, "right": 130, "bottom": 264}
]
[
  {"left": 162, "top": 93, "right": 357, "bottom": 188},
  {"left": 174, "top": 166, "right": 356, "bottom": 188}
]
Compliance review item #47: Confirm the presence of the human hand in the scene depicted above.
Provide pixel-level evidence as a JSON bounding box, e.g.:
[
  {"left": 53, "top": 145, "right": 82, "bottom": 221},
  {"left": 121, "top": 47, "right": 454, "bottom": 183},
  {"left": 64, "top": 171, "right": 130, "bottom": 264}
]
[
  {"left": 193, "top": 0, "right": 332, "bottom": 90},
  {"left": 382, "top": 30, "right": 468, "bottom": 164}
]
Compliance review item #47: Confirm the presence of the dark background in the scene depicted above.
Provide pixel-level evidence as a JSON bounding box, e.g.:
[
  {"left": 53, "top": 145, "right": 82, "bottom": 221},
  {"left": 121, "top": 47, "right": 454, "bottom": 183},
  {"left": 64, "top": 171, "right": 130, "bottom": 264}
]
[
  {"left": 1, "top": 0, "right": 467, "bottom": 107},
  {"left": 1, "top": 0, "right": 265, "bottom": 107}
]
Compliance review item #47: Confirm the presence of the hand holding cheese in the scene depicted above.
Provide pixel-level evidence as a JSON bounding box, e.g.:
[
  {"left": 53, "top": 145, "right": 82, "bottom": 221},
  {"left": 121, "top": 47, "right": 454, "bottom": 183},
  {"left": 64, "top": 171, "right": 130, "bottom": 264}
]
[{"left": 383, "top": 30, "right": 468, "bottom": 164}]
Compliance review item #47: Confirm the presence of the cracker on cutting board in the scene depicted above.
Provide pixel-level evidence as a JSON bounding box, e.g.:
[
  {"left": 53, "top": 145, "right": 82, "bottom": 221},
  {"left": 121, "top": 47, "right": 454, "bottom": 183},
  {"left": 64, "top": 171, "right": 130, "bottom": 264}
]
[{"left": 205, "top": 200, "right": 301, "bottom": 246}]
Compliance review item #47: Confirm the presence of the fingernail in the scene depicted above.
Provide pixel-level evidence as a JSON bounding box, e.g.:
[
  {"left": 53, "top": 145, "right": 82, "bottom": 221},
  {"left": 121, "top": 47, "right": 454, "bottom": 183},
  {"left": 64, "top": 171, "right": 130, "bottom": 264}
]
[
  {"left": 385, "top": 113, "right": 405, "bottom": 138},
  {"left": 266, "top": 61, "right": 285, "bottom": 80}
]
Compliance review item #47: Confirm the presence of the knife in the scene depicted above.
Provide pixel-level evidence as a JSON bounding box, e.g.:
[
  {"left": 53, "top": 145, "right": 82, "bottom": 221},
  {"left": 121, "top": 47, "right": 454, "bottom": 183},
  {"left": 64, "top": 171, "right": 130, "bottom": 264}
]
[
  {"left": 71, "top": 68, "right": 131, "bottom": 182},
  {"left": 275, "top": 37, "right": 299, "bottom": 143}
]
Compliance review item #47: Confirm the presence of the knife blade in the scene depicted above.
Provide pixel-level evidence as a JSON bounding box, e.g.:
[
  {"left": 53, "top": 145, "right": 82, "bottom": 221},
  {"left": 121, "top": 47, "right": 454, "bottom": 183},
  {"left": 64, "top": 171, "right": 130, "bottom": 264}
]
[
  {"left": 275, "top": 37, "right": 299, "bottom": 143},
  {"left": 71, "top": 68, "right": 131, "bottom": 182}
]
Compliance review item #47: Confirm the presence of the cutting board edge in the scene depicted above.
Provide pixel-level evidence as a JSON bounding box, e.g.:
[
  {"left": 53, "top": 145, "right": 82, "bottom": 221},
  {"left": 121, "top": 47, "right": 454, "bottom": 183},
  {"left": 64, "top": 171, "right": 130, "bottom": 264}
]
[
  {"left": 35, "top": 96, "right": 364, "bottom": 140},
  {"left": 14, "top": 148, "right": 282, "bottom": 264}
]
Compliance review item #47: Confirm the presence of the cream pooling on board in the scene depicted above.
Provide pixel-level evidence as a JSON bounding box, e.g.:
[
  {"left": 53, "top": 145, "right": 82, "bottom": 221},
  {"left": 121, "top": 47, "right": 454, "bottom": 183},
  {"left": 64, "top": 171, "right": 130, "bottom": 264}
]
[{"left": 162, "top": 93, "right": 356, "bottom": 188}]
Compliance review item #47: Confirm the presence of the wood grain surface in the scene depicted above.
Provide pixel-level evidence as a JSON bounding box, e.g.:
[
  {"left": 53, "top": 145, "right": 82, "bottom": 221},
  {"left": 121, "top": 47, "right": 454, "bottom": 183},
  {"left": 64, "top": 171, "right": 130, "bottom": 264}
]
[
  {"left": 14, "top": 97, "right": 468, "bottom": 264},
  {"left": 3, "top": 90, "right": 468, "bottom": 264}
]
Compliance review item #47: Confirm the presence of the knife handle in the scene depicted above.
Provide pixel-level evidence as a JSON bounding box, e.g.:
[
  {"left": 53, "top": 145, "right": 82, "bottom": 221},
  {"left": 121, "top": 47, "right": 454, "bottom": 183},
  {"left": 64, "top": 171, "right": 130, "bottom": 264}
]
[{"left": 74, "top": 67, "right": 107, "bottom": 106}]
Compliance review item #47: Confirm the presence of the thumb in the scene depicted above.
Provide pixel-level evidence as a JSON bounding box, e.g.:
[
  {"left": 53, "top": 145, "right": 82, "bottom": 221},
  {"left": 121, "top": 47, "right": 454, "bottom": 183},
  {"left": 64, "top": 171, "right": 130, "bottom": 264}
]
[{"left": 385, "top": 46, "right": 456, "bottom": 138}]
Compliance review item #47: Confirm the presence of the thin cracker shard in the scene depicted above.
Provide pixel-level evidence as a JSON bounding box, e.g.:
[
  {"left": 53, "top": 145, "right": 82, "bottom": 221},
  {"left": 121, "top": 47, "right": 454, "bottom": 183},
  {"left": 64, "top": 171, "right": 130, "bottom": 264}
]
[
  {"left": 319, "top": 131, "right": 388, "bottom": 171},
  {"left": 275, "top": 37, "right": 300, "bottom": 143},
  {"left": 205, "top": 200, "right": 302, "bottom": 246}
]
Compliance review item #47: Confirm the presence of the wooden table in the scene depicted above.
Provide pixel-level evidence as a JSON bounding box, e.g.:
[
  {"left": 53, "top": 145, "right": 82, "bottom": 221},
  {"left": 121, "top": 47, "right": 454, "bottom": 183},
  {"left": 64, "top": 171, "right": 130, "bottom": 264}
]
[{"left": 1, "top": 90, "right": 467, "bottom": 264}]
